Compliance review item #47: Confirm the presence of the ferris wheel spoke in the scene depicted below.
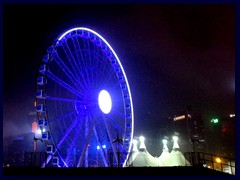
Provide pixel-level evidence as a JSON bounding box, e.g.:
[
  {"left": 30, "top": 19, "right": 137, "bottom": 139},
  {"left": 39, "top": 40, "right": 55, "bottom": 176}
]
[
  {"left": 81, "top": 41, "right": 93, "bottom": 89},
  {"left": 99, "top": 68, "right": 122, "bottom": 88},
  {"left": 107, "top": 116, "right": 124, "bottom": 133},
  {"left": 46, "top": 96, "right": 85, "bottom": 104},
  {"left": 64, "top": 113, "right": 85, "bottom": 165},
  {"left": 86, "top": 41, "right": 96, "bottom": 88},
  {"left": 42, "top": 114, "right": 82, "bottom": 167},
  {"left": 111, "top": 80, "right": 122, "bottom": 90},
  {"left": 112, "top": 110, "right": 128, "bottom": 118},
  {"left": 71, "top": 36, "right": 94, "bottom": 90},
  {"left": 101, "top": 116, "right": 118, "bottom": 164},
  {"left": 97, "top": 68, "right": 115, "bottom": 87},
  {"left": 61, "top": 42, "right": 82, "bottom": 81},
  {"left": 87, "top": 55, "right": 102, "bottom": 87},
  {"left": 56, "top": 152, "right": 69, "bottom": 167},
  {"left": 72, "top": 36, "right": 85, "bottom": 68},
  {"left": 57, "top": 115, "right": 83, "bottom": 150},
  {"left": 89, "top": 47, "right": 98, "bottom": 88},
  {"left": 50, "top": 110, "right": 76, "bottom": 124},
  {"left": 83, "top": 40, "right": 91, "bottom": 76},
  {"left": 88, "top": 54, "right": 95, "bottom": 88},
  {"left": 83, "top": 67, "right": 94, "bottom": 91},
  {"left": 47, "top": 70, "right": 84, "bottom": 98},
  {"left": 52, "top": 51, "right": 88, "bottom": 93}
]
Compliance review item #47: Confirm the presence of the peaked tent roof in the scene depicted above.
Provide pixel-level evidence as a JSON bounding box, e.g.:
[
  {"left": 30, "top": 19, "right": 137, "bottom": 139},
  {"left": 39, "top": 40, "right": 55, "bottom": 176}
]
[
  {"left": 126, "top": 148, "right": 139, "bottom": 166},
  {"left": 158, "top": 151, "right": 170, "bottom": 166},
  {"left": 127, "top": 136, "right": 191, "bottom": 167},
  {"left": 162, "top": 149, "right": 191, "bottom": 166},
  {"left": 131, "top": 148, "right": 161, "bottom": 167}
]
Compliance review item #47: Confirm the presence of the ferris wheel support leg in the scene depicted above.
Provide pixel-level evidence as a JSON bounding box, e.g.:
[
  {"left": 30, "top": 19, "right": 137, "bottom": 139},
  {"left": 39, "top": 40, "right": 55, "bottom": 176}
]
[
  {"left": 102, "top": 116, "right": 118, "bottom": 166},
  {"left": 93, "top": 127, "right": 108, "bottom": 167},
  {"left": 64, "top": 116, "right": 84, "bottom": 166},
  {"left": 84, "top": 116, "right": 89, "bottom": 167},
  {"left": 77, "top": 117, "right": 96, "bottom": 167}
]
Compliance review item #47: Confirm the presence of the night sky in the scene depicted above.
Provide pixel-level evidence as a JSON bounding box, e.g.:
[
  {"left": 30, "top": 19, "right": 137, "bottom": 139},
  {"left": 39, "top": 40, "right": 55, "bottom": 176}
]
[{"left": 3, "top": 4, "right": 235, "bottom": 154}]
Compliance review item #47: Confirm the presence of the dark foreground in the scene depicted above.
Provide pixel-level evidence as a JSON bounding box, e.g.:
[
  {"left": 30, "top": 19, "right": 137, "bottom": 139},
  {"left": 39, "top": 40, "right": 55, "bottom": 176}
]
[{"left": 3, "top": 166, "right": 232, "bottom": 176}]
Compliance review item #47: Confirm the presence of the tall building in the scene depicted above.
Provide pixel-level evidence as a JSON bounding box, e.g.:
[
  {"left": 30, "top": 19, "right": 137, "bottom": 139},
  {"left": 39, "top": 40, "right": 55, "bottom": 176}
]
[
  {"left": 208, "top": 114, "right": 235, "bottom": 158},
  {"left": 172, "top": 109, "right": 206, "bottom": 153}
]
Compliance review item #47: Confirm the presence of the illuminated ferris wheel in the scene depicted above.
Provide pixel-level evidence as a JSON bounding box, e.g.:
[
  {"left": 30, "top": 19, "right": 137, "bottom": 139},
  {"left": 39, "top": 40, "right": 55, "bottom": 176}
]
[{"left": 35, "top": 27, "right": 134, "bottom": 167}]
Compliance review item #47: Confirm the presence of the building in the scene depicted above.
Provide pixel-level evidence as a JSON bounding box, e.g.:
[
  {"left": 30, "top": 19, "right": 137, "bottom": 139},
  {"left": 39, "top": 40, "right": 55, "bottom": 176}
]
[
  {"left": 208, "top": 114, "right": 235, "bottom": 158},
  {"left": 172, "top": 110, "right": 206, "bottom": 153}
]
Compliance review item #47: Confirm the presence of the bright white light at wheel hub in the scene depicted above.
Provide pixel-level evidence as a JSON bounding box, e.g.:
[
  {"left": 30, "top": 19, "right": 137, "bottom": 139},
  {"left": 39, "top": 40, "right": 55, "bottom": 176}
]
[{"left": 98, "top": 90, "right": 112, "bottom": 114}]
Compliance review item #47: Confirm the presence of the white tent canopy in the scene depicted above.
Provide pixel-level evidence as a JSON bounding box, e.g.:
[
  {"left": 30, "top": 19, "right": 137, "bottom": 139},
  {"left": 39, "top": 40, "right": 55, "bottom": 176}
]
[
  {"left": 127, "top": 135, "right": 191, "bottom": 167},
  {"left": 129, "top": 136, "right": 162, "bottom": 166}
]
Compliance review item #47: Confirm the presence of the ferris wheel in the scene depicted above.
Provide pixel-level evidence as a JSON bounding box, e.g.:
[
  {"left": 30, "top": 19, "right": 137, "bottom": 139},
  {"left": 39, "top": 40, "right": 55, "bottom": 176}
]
[{"left": 35, "top": 27, "right": 134, "bottom": 167}]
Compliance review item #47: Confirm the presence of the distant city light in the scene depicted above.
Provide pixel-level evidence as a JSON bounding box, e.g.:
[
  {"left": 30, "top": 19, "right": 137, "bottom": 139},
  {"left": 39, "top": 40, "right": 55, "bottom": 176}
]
[
  {"left": 187, "top": 114, "right": 192, "bottom": 118},
  {"left": 216, "top": 157, "right": 221, "bottom": 163},
  {"left": 173, "top": 115, "right": 185, "bottom": 121},
  {"left": 32, "top": 121, "right": 38, "bottom": 133},
  {"left": 97, "top": 145, "right": 106, "bottom": 149},
  {"left": 229, "top": 114, "right": 235, "bottom": 118},
  {"left": 211, "top": 118, "right": 219, "bottom": 123},
  {"left": 37, "top": 128, "right": 45, "bottom": 134}
]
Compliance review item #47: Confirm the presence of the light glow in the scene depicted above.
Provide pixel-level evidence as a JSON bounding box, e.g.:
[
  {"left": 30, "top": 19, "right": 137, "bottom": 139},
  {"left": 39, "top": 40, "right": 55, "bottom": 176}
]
[
  {"left": 139, "top": 136, "right": 146, "bottom": 149},
  {"left": 174, "top": 115, "right": 185, "bottom": 121},
  {"left": 98, "top": 90, "right": 112, "bottom": 114},
  {"left": 139, "top": 136, "right": 145, "bottom": 142},
  {"left": 162, "top": 139, "right": 167, "bottom": 145},
  {"left": 172, "top": 136, "right": 180, "bottom": 149},
  {"left": 133, "top": 139, "right": 138, "bottom": 145},
  {"left": 211, "top": 118, "right": 219, "bottom": 123},
  {"left": 216, "top": 157, "right": 221, "bottom": 163},
  {"left": 173, "top": 136, "right": 178, "bottom": 142}
]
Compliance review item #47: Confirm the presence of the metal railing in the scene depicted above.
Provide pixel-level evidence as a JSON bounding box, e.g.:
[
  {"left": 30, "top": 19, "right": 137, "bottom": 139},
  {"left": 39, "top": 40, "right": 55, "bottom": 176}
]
[
  {"left": 184, "top": 152, "right": 235, "bottom": 175},
  {"left": 3, "top": 151, "right": 235, "bottom": 175},
  {"left": 3, "top": 152, "right": 128, "bottom": 167}
]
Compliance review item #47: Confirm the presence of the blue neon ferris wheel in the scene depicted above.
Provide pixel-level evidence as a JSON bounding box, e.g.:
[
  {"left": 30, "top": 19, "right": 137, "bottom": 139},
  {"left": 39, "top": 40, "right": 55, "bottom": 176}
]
[{"left": 36, "top": 27, "right": 134, "bottom": 167}]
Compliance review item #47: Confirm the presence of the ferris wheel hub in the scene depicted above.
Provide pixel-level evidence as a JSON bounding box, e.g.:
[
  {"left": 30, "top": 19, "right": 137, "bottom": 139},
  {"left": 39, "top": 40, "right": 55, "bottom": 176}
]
[{"left": 98, "top": 90, "right": 112, "bottom": 114}]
